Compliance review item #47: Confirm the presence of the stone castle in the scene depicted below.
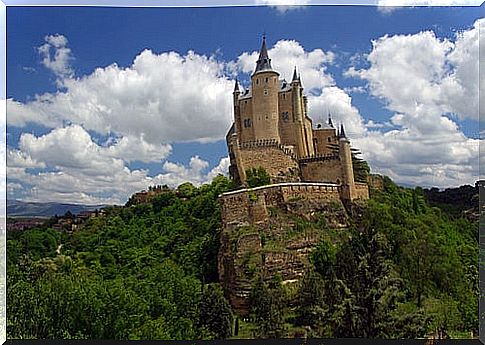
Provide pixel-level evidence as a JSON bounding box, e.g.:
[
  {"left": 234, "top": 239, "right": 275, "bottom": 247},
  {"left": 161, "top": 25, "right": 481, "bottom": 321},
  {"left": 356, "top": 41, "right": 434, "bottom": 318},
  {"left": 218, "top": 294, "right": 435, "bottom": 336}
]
[
  {"left": 226, "top": 36, "right": 369, "bottom": 201},
  {"left": 218, "top": 37, "right": 370, "bottom": 314}
]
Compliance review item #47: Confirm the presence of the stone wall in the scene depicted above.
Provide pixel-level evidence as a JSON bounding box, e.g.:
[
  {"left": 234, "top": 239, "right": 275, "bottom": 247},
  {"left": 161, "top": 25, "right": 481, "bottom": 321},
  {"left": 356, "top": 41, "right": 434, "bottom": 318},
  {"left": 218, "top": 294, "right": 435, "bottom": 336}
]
[
  {"left": 299, "top": 156, "right": 343, "bottom": 183},
  {"left": 312, "top": 128, "right": 338, "bottom": 155},
  {"left": 354, "top": 182, "right": 370, "bottom": 200},
  {"left": 239, "top": 143, "right": 300, "bottom": 183}
]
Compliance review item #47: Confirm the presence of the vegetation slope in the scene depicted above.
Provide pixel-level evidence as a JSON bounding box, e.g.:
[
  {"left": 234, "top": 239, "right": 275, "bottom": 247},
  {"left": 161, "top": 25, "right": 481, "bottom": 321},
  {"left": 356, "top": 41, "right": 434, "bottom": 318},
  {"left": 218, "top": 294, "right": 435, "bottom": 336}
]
[{"left": 7, "top": 175, "right": 478, "bottom": 339}]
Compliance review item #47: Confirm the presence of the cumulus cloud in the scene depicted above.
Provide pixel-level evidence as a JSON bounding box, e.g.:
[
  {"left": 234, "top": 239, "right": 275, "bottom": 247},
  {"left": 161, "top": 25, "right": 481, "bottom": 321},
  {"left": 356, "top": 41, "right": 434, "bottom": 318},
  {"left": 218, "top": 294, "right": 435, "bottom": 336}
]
[
  {"left": 7, "top": 125, "right": 229, "bottom": 204},
  {"left": 37, "top": 34, "right": 74, "bottom": 81},
  {"left": 9, "top": 49, "right": 234, "bottom": 144},
  {"left": 347, "top": 19, "right": 481, "bottom": 187}
]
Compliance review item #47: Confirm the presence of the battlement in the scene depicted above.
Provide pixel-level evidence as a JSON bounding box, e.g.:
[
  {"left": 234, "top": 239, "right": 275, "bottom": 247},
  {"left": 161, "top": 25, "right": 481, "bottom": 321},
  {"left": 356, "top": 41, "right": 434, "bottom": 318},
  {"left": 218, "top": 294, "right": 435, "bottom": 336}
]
[
  {"left": 239, "top": 139, "right": 280, "bottom": 149},
  {"left": 220, "top": 182, "right": 342, "bottom": 228},
  {"left": 298, "top": 153, "right": 340, "bottom": 163},
  {"left": 239, "top": 139, "right": 297, "bottom": 159}
]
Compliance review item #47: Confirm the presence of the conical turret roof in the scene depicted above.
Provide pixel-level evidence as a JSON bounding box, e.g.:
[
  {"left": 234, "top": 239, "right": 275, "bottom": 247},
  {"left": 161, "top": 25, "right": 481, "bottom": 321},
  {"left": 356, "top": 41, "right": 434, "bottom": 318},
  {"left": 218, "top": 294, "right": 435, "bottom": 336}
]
[{"left": 254, "top": 35, "right": 274, "bottom": 74}]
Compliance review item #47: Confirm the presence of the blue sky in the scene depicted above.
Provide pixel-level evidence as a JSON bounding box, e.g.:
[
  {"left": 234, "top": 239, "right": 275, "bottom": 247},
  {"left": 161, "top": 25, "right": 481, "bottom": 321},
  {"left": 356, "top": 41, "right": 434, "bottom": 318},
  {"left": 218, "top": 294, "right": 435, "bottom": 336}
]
[{"left": 6, "top": 4, "right": 484, "bottom": 204}]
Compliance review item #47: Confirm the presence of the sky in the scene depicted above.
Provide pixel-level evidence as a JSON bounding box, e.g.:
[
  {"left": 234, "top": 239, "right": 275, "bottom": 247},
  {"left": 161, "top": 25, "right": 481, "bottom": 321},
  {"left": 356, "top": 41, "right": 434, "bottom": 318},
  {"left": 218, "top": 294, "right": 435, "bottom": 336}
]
[{"left": 5, "top": 3, "right": 484, "bottom": 205}]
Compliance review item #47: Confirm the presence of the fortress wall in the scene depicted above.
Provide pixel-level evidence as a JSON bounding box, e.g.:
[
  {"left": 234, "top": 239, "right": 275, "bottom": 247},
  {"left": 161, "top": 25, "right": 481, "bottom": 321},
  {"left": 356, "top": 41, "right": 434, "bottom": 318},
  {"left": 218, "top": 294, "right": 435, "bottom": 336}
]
[
  {"left": 280, "top": 183, "right": 341, "bottom": 202},
  {"left": 300, "top": 159, "right": 343, "bottom": 183},
  {"left": 220, "top": 183, "right": 342, "bottom": 228},
  {"left": 239, "top": 145, "right": 300, "bottom": 183},
  {"left": 278, "top": 91, "right": 297, "bottom": 147},
  {"left": 312, "top": 128, "right": 338, "bottom": 155},
  {"left": 239, "top": 97, "right": 254, "bottom": 142},
  {"left": 354, "top": 182, "right": 370, "bottom": 200},
  {"left": 220, "top": 193, "right": 250, "bottom": 226}
]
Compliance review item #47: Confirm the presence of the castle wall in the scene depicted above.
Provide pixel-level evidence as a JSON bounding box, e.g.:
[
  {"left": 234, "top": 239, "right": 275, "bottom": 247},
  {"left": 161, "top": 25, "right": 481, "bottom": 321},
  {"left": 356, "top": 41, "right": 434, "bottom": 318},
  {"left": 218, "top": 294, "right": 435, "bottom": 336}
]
[
  {"left": 238, "top": 97, "right": 255, "bottom": 143},
  {"left": 278, "top": 91, "right": 297, "bottom": 147},
  {"left": 312, "top": 128, "right": 338, "bottom": 155},
  {"left": 220, "top": 183, "right": 343, "bottom": 227},
  {"left": 354, "top": 182, "right": 370, "bottom": 200},
  {"left": 239, "top": 143, "right": 300, "bottom": 184},
  {"left": 299, "top": 157, "right": 343, "bottom": 183}
]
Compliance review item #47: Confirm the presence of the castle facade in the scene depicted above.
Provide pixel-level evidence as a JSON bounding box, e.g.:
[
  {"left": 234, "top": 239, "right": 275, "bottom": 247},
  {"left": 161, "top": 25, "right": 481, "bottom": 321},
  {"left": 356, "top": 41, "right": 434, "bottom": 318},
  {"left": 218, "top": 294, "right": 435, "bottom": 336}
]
[{"left": 226, "top": 37, "right": 368, "bottom": 201}]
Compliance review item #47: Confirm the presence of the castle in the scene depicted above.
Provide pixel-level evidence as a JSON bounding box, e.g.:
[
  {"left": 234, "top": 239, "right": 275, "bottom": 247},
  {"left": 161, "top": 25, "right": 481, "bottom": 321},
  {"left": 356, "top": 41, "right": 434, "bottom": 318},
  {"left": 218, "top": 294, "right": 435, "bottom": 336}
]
[
  {"left": 218, "top": 37, "right": 369, "bottom": 313},
  {"left": 225, "top": 36, "right": 369, "bottom": 201}
]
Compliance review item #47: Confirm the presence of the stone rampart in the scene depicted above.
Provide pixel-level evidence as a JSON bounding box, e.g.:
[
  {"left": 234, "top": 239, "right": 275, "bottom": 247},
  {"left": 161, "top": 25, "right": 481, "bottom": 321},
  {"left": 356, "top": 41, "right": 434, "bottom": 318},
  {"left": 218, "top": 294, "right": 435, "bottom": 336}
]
[
  {"left": 299, "top": 157, "right": 343, "bottom": 183},
  {"left": 239, "top": 144, "right": 300, "bottom": 183}
]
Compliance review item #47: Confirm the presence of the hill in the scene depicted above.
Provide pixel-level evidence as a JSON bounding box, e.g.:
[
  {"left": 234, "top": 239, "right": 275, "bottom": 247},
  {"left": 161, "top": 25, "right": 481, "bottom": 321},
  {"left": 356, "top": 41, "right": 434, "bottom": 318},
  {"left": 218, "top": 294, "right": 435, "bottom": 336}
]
[
  {"left": 6, "top": 176, "right": 478, "bottom": 340},
  {"left": 7, "top": 200, "right": 109, "bottom": 217}
]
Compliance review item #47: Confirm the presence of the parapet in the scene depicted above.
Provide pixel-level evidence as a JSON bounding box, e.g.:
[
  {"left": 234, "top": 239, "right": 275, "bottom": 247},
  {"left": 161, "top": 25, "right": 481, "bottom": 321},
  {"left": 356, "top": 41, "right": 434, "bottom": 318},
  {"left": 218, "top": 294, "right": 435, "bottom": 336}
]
[{"left": 298, "top": 153, "right": 340, "bottom": 163}]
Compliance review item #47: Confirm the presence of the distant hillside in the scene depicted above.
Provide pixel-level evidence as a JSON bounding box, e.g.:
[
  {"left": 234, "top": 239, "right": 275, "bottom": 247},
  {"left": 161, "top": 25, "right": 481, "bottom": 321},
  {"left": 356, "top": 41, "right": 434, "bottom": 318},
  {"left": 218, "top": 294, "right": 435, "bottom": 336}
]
[
  {"left": 7, "top": 200, "right": 109, "bottom": 217},
  {"left": 422, "top": 183, "right": 479, "bottom": 221}
]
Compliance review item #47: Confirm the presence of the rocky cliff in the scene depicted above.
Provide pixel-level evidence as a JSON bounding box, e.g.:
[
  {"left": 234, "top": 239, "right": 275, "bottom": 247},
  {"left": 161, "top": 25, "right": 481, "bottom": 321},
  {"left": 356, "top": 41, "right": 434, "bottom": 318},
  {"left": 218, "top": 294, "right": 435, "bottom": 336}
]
[{"left": 218, "top": 184, "right": 361, "bottom": 314}]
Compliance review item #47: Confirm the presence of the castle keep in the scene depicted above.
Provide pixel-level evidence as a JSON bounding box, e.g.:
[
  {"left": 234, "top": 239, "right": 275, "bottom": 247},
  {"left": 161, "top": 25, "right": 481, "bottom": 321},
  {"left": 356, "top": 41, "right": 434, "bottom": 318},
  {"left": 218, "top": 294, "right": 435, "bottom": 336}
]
[{"left": 226, "top": 36, "right": 368, "bottom": 201}]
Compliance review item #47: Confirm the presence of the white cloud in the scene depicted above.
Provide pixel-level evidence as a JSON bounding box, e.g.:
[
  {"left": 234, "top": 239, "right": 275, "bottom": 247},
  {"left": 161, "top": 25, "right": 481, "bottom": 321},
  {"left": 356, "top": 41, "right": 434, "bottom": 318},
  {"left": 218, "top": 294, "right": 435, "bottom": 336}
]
[
  {"left": 254, "top": 0, "right": 310, "bottom": 13},
  {"left": 347, "top": 19, "right": 482, "bottom": 187},
  {"left": 9, "top": 49, "right": 234, "bottom": 145},
  {"left": 7, "top": 125, "right": 229, "bottom": 204},
  {"left": 37, "top": 34, "right": 74, "bottom": 81}
]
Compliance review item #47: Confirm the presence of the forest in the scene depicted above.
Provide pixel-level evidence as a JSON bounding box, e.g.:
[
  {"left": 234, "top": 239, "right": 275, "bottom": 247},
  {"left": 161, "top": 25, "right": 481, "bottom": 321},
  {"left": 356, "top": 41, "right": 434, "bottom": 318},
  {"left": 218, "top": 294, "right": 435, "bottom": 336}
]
[{"left": 6, "top": 174, "right": 479, "bottom": 339}]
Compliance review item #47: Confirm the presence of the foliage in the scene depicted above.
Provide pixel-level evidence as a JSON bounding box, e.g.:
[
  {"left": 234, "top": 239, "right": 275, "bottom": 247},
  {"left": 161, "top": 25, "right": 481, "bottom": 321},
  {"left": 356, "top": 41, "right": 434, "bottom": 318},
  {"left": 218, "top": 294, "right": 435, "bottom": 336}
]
[
  {"left": 198, "top": 284, "right": 234, "bottom": 339},
  {"left": 249, "top": 277, "right": 286, "bottom": 338},
  {"left": 7, "top": 173, "right": 478, "bottom": 339},
  {"left": 245, "top": 167, "right": 271, "bottom": 188}
]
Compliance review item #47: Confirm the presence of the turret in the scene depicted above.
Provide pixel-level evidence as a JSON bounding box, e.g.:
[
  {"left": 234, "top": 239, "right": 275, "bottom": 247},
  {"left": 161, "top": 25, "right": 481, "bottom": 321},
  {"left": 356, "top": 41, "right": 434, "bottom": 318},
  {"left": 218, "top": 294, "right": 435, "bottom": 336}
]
[
  {"left": 291, "top": 66, "right": 306, "bottom": 157},
  {"left": 251, "top": 35, "right": 280, "bottom": 142},
  {"left": 233, "top": 79, "right": 241, "bottom": 134},
  {"left": 328, "top": 113, "right": 334, "bottom": 128},
  {"left": 339, "top": 124, "right": 356, "bottom": 200}
]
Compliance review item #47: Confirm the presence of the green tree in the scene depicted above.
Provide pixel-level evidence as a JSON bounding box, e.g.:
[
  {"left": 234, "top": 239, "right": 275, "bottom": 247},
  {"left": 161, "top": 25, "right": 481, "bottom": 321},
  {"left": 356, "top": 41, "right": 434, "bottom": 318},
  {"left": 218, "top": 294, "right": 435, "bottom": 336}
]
[
  {"left": 198, "top": 284, "right": 233, "bottom": 339},
  {"left": 249, "top": 278, "right": 285, "bottom": 338},
  {"left": 245, "top": 167, "right": 271, "bottom": 188}
]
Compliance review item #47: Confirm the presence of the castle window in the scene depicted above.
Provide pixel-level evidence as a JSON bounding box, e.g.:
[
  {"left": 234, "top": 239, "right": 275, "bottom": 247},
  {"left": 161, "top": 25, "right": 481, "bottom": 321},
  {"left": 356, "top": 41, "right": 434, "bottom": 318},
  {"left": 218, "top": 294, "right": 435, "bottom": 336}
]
[
  {"left": 256, "top": 79, "right": 259, "bottom": 85},
  {"left": 283, "top": 93, "right": 286, "bottom": 100},
  {"left": 265, "top": 77, "right": 268, "bottom": 83},
  {"left": 264, "top": 89, "right": 268, "bottom": 95},
  {"left": 328, "top": 137, "right": 331, "bottom": 142},
  {"left": 243, "top": 119, "right": 252, "bottom": 128},
  {"left": 281, "top": 111, "right": 289, "bottom": 122}
]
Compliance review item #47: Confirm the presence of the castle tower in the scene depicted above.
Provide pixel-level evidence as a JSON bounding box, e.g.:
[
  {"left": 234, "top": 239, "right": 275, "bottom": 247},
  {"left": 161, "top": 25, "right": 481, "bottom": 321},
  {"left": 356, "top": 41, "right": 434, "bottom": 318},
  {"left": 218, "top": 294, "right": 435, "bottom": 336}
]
[
  {"left": 339, "top": 124, "right": 356, "bottom": 200},
  {"left": 251, "top": 36, "right": 281, "bottom": 142},
  {"left": 291, "top": 67, "right": 307, "bottom": 157},
  {"left": 233, "top": 79, "right": 241, "bottom": 134}
]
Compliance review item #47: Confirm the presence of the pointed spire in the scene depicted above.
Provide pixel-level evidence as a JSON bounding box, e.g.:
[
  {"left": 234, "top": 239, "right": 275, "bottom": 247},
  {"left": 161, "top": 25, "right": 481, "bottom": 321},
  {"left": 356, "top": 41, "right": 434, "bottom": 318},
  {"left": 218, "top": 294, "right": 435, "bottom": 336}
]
[
  {"left": 328, "top": 113, "right": 334, "bottom": 128},
  {"left": 340, "top": 124, "right": 347, "bottom": 138},
  {"left": 233, "top": 78, "right": 240, "bottom": 93},
  {"left": 254, "top": 34, "right": 273, "bottom": 73},
  {"left": 292, "top": 66, "right": 298, "bottom": 82}
]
